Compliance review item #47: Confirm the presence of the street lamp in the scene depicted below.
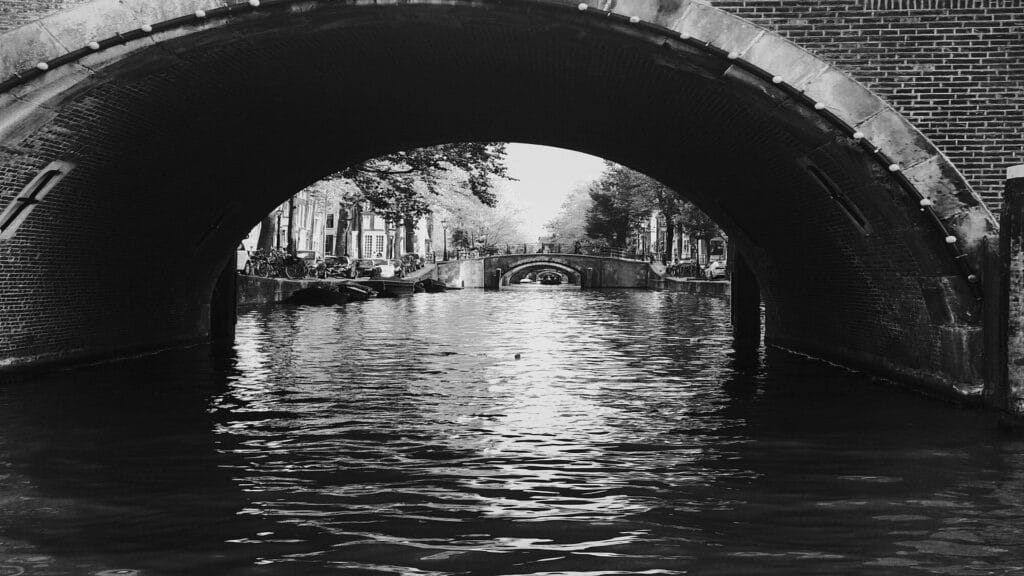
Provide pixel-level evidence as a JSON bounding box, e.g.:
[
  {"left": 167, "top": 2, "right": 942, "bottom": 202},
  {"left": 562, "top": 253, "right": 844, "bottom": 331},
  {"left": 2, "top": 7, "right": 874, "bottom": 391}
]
[{"left": 441, "top": 219, "right": 448, "bottom": 262}]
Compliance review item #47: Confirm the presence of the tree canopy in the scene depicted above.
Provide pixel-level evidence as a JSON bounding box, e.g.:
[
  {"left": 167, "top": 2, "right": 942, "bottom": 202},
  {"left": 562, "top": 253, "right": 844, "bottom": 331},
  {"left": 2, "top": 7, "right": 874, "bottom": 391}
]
[
  {"left": 543, "top": 162, "right": 721, "bottom": 256},
  {"left": 436, "top": 183, "right": 530, "bottom": 253},
  {"left": 334, "top": 142, "right": 511, "bottom": 224},
  {"left": 584, "top": 163, "right": 669, "bottom": 247},
  {"left": 543, "top": 184, "right": 592, "bottom": 247}
]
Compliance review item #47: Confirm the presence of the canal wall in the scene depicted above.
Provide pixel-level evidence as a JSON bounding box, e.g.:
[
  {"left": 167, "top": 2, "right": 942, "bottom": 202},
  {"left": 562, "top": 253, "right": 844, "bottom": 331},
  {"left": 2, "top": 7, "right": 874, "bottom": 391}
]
[
  {"left": 238, "top": 276, "right": 330, "bottom": 307},
  {"left": 663, "top": 278, "right": 731, "bottom": 298},
  {"left": 437, "top": 260, "right": 484, "bottom": 288}
]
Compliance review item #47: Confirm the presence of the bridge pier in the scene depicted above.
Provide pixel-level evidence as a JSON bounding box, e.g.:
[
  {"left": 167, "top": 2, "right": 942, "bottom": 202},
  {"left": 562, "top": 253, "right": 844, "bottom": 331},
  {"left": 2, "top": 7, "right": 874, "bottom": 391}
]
[
  {"left": 486, "top": 268, "right": 503, "bottom": 290},
  {"left": 998, "top": 165, "right": 1024, "bottom": 418},
  {"left": 731, "top": 251, "right": 761, "bottom": 348},
  {"left": 210, "top": 255, "right": 237, "bottom": 340}
]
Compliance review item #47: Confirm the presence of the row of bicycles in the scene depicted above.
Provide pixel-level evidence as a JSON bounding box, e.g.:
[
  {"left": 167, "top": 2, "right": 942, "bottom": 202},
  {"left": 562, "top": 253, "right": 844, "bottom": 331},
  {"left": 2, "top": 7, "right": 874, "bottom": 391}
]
[
  {"left": 243, "top": 250, "right": 430, "bottom": 280},
  {"left": 247, "top": 249, "right": 310, "bottom": 280}
]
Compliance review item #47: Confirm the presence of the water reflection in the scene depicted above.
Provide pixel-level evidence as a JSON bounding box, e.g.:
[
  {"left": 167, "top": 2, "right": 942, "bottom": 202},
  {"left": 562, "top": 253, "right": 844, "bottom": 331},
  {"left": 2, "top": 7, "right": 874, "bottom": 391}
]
[{"left": 0, "top": 289, "right": 1021, "bottom": 575}]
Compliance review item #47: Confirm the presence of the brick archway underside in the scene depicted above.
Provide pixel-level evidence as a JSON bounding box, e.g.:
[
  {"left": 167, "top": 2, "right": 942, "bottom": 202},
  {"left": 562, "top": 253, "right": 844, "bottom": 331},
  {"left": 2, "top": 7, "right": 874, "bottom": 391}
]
[{"left": 0, "top": 0, "right": 998, "bottom": 397}]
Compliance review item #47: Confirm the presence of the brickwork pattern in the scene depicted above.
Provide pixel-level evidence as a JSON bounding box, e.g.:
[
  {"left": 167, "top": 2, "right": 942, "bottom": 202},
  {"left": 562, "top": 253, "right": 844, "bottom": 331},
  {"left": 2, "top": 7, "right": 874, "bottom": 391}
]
[{"left": 706, "top": 0, "right": 1024, "bottom": 209}]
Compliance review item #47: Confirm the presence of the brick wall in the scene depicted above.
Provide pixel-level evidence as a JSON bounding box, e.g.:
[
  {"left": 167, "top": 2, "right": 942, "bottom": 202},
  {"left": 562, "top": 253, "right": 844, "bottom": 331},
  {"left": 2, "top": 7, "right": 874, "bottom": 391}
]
[{"left": 706, "top": 0, "right": 1024, "bottom": 210}]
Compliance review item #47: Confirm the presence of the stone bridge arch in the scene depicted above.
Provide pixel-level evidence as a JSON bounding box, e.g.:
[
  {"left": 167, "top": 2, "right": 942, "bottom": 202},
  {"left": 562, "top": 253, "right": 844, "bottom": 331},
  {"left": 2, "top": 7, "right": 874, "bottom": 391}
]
[
  {"left": 503, "top": 262, "right": 581, "bottom": 287},
  {"left": 485, "top": 254, "right": 656, "bottom": 290},
  {"left": 0, "top": 0, "right": 1001, "bottom": 404}
]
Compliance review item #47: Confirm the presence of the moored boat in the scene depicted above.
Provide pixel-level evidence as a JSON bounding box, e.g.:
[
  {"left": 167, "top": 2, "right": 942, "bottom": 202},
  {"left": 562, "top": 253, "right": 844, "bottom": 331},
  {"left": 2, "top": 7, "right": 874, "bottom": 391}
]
[{"left": 356, "top": 278, "right": 418, "bottom": 297}]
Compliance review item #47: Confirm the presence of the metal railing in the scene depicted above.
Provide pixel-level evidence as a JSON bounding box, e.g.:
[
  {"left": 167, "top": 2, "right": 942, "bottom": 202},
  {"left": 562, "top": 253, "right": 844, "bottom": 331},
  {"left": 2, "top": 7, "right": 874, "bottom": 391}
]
[{"left": 435, "top": 244, "right": 653, "bottom": 261}]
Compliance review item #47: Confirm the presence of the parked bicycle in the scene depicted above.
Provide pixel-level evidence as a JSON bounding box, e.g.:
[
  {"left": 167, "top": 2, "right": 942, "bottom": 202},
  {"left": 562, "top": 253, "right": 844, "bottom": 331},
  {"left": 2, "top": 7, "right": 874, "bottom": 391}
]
[{"left": 250, "top": 248, "right": 308, "bottom": 279}]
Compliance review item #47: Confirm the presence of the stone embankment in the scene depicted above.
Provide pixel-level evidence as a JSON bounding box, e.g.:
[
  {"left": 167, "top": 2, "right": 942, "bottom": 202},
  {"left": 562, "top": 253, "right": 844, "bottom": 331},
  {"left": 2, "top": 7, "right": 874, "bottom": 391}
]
[{"left": 662, "top": 277, "right": 731, "bottom": 298}]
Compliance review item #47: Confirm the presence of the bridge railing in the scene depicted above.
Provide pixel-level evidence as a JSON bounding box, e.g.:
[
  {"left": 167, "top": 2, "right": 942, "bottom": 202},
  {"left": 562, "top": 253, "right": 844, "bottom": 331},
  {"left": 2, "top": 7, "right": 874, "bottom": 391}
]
[{"left": 444, "top": 244, "right": 652, "bottom": 261}]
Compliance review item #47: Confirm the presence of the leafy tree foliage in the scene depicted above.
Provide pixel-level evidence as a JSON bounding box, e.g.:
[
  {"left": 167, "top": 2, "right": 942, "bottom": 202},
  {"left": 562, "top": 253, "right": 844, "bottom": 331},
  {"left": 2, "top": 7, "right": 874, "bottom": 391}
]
[
  {"left": 436, "top": 183, "right": 530, "bottom": 254},
  {"left": 335, "top": 142, "right": 510, "bottom": 225},
  {"left": 544, "top": 184, "right": 593, "bottom": 247},
  {"left": 584, "top": 163, "right": 664, "bottom": 247},
  {"left": 258, "top": 143, "right": 511, "bottom": 252},
  {"left": 582, "top": 163, "right": 719, "bottom": 260}
]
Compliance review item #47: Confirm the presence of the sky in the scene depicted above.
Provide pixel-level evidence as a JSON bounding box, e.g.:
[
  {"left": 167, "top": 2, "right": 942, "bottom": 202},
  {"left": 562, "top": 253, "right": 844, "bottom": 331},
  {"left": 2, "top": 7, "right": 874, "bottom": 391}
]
[{"left": 495, "top": 143, "right": 607, "bottom": 241}]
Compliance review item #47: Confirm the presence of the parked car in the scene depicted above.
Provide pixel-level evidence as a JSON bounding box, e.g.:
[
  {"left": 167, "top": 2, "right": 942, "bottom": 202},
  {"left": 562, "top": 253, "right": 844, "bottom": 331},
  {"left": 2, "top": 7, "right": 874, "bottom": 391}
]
[
  {"left": 374, "top": 258, "right": 398, "bottom": 278},
  {"left": 705, "top": 260, "right": 727, "bottom": 280},
  {"left": 320, "top": 256, "right": 355, "bottom": 278},
  {"left": 236, "top": 243, "right": 253, "bottom": 275},
  {"left": 354, "top": 258, "right": 379, "bottom": 278}
]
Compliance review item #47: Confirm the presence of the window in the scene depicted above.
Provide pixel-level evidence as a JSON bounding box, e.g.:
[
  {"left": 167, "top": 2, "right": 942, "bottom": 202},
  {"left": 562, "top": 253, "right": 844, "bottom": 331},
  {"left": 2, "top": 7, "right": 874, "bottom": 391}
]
[
  {"left": 375, "top": 235, "right": 385, "bottom": 256},
  {"left": 325, "top": 235, "right": 334, "bottom": 254},
  {"left": 0, "top": 161, "right": 74, "bottom": 241},
  {"left": 327, "top": 214, "right": 334, "bottom": 229},
  {"left": 364, "top": 235, "right": 374, "bottom": 257}
]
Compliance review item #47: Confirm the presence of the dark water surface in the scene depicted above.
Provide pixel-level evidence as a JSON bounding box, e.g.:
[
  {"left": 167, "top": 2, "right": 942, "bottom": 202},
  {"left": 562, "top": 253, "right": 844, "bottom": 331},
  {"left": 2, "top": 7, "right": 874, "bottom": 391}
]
[{"left": 1, "top": 287, "right": 1022, "bottom": 575}]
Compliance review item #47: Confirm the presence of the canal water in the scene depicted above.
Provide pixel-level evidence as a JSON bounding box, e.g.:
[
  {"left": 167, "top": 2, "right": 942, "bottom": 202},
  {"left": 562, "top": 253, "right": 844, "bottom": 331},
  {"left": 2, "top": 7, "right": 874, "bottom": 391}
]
[{"left": 0, "top": 287, "right": 1021, "bottom": 575}]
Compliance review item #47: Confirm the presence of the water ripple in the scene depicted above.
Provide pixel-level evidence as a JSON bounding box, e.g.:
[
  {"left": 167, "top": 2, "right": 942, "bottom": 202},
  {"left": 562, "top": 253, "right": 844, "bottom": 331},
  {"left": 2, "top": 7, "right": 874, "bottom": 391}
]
[{"left": 0, "top": 288, "right": 1021, "bottom": 574}]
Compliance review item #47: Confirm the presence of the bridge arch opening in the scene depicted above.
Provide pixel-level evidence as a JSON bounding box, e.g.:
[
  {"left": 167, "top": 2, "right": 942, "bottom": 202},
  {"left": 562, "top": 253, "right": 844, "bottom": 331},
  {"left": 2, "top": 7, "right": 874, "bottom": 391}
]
[
  {"left": 503, "top": 262, "right": 583, "bottom": 288},
  {"left": 0, "top": 0, "right": 997, "bottom": 400}
]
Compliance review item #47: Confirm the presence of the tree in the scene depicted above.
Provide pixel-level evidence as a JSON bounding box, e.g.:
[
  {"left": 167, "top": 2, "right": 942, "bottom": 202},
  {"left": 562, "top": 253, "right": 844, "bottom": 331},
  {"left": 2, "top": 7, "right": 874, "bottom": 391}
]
[
  {"left": 583, "top": 162, "right": 719, "bottom": 262},
  {"left": 435, "top": 183, "right": 530, "bottom": 254},
  {"left": 256, "top": 210, "right": 279, "bottom": 251},
  {"left": 544, "top": 184, "right": 593, "bottom": 248},
  {"left": 333, "top": 142, "right": 511, "bottom": 225},
  {"left": 584, "top": 162, "right": 661, "bottom": 249}
]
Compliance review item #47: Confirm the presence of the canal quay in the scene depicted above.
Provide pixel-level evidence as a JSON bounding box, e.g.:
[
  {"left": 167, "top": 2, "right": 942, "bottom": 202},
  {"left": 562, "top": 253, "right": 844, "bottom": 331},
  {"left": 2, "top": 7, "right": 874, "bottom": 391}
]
[{"left": 3, "top": 0, "right": 1024, "bottom": 574}]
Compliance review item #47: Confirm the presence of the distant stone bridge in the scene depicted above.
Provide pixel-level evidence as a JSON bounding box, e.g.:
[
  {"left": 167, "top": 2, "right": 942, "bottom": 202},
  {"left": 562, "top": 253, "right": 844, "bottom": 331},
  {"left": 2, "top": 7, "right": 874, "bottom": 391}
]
[{"left": 436, "top": 255, "right": 660, "bottom": 290}]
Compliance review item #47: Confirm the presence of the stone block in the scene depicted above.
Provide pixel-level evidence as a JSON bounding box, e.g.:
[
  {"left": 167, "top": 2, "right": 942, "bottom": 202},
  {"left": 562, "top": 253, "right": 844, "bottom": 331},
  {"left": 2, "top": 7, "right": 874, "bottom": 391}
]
[
  {"left": 740, "top": 32, "right": 828, "bottom": 90},
  {"left": 0, "top": 22, "right": 63, "bottom": 82},
  {"left": 123, "top": 0, "right": 224, "bottom": 27},
  {"left": 902, "top": 155, "right": 981, "bottom": 221},
  {"left": 36, "top": 0, "right": 141, "bottom": 54},
  {"left": 855, "top": 107, "right": 937, "bottom": 169},
  {"left": 675, "top": 1, "right": 762, "bottom": 53},
  {"left": 802, "top": 67, "right": 885, "bottom": 127}
]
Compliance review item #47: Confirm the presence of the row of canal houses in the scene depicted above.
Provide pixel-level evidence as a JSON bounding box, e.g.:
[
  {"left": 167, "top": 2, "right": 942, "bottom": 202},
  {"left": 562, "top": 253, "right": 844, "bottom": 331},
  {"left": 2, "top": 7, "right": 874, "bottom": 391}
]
[
  {"left": 631, "top": 210, "right": 727, "bottom": 266},
  {"left": 244, "top": 187, "right": 443, "bottom": 261}
]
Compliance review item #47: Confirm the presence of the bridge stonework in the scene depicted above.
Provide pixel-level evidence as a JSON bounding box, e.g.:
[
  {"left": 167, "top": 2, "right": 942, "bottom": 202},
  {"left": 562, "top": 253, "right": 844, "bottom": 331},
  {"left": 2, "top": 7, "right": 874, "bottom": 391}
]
[
  {"left": 486, "top": 255, "right": 658, "bottom": 289},
  {"left": 0, "top": 0, "right": 1021, "bottom": 417},
  {"left": 2, "top": 0, "right": 1019, "bottom": 208}
]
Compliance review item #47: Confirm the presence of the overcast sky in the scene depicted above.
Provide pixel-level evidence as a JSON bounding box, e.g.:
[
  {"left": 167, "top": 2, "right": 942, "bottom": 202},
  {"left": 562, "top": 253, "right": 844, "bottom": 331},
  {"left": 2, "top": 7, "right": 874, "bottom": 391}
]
[{"left": 494, "top": 143, "right": 607, "bottom": 241}]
